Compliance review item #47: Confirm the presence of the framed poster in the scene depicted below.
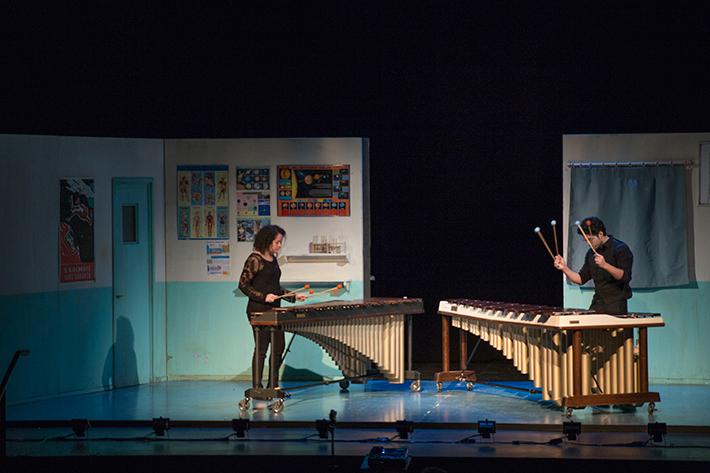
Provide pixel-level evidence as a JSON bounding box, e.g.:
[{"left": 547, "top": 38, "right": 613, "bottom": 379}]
[
  {"left": 236, "top": 167, "right": 270, "bottom": 191},
  {"left": 701, "top": 142, "right": 710, "bottom": 205},
  {"left": 177, "top": 165, "right": 229, "bottom": 239},
  {"left": 236, "top": 167, "right": 271, "bottom": 242},
  {"left": 237, "top": 218, "right": 270, "bottom": 242},
  {"left": 277, "top": 164, "right": 350, "bottom": 217},
  {"left": 59, "top": 178, "right": 95, "bottom": 282}
]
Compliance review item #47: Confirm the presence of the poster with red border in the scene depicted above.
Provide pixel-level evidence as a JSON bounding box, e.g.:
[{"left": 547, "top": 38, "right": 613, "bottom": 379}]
[
  {"left": 59, "top": 178, "right": 95, "bottom": 283},
  {"left": 277, "top": 165, "right": 350, "bottom": 217}
]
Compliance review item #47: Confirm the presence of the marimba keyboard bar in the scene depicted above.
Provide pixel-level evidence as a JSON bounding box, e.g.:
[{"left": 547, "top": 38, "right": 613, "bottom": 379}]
[
  {"left": 439, "top": 299, "right": 663, "bottom": 411},
  {"left": 250, "top": 298, "right": 424, "bottom": 385}
]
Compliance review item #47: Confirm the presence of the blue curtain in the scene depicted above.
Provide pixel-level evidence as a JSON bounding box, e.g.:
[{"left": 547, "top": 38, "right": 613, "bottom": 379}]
[{"left": 568, "top": 166, "right": 689, "bottom": 288}]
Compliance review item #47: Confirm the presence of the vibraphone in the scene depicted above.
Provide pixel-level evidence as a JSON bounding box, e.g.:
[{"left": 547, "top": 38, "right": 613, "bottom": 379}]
[
  {"left": 437, "top": 299, "right": 665, "bottom": 414},
  {"left": 240, "top": 297, "right": 424, "bottom": 412}
]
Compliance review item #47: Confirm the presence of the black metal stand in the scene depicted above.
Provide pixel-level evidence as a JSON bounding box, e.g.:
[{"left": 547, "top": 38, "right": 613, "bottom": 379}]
[
  {"left": 240, "top": 327, "right": 288, "bottom": 413},
  {"left": 405, "top": 314, "right": 422, "bottom": 391},
  {"left": 1, "top": 349, "right": 30, "bottom": 457}
]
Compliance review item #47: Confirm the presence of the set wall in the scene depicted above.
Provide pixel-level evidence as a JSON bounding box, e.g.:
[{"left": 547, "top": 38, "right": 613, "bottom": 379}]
[
  {"left": 164, "top": 138, "right": 367, "bottom": 380},
  {"left": 0, "top": 134, "right": 166, "bottom": 403},
  {"left": 562, "top": 133, "right": 710, "bottom": 384}
]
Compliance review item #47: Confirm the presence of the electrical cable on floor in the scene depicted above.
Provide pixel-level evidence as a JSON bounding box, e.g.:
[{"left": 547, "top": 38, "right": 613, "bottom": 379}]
[
  {"left": 457, "top": 433, "right": 482, "bottom": 443},
  {"left": 7, "top": 435, "right": 710, "bottom": 449}
]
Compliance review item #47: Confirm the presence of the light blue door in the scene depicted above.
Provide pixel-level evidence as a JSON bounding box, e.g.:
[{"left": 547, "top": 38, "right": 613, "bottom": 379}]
[{"left": 112, "top": 178, "right": 153, "bottom": 388}]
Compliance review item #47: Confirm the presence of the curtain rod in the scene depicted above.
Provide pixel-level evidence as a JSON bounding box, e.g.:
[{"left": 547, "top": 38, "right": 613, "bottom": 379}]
[{"left": 567, "top": 160, "right": 695, "bottom": 168}]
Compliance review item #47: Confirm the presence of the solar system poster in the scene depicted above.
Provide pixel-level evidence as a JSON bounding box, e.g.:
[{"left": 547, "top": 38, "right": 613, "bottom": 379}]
[{"left": 277, "top": 165, "right": 350, "bottom": 217}]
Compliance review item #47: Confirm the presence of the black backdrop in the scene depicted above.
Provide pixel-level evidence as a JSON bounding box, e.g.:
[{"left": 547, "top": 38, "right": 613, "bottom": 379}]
[{"left": 3, "top": 3, "right": 710, "bottom": 364}]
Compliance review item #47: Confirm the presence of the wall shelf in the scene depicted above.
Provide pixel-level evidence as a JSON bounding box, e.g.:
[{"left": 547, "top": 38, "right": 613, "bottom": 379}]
[{"left": 282, "top": 254, "right": 349, "bottom": 264}]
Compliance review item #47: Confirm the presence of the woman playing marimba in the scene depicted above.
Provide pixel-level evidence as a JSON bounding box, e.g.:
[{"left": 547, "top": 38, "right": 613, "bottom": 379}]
[{"left": 238, "top": 225, "right": 305, "bottom": 388}]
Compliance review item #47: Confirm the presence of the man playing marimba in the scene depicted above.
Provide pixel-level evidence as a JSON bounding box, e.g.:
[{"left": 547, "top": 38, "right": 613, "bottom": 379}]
[{"left": 554, "top": 216, "right": 633, "bottom": 315}]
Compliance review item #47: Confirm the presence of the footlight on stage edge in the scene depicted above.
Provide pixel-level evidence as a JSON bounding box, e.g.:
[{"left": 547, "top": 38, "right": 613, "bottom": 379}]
[
  {"left": 232, "top": 418, "right": 250, "bottom": 438},
  {"left": 478, "top": 419, "right": 496, "bottom": 439},
  {"left": 562, "top": 421, "right": 581, "bottom": 441}
]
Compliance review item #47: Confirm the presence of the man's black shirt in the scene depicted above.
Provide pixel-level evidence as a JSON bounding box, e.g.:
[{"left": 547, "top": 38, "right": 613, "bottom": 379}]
[{"left": 578, "top": 235, "right": 633, "bottom": 306}]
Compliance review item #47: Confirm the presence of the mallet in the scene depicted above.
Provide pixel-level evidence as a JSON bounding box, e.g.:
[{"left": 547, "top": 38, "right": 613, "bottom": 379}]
[
  {"left": 534, "top": 227, "right": 555, "bottom": 260},
  {"left": 306, "top": 283, "right": 344, "bottom": 298},
  {"left": 550, "top": 220, "right": 560, "bottom": 256},
  {"left": 575, "top": 220, "right": 600, "bottom": 256},
  {"left": 274, "top": 283, "right": 311, "bottom": 300}
]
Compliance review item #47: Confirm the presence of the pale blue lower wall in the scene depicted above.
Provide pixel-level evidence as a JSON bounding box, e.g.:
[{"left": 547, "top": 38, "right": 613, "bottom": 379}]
[
  {"left": 563, "top": 281, "right": 710, "bottom": 384},
  {"left": 166, "top": 281, "right": 366, "bottom": 380},
  {"left": 153, "top": 282, "right": 167, "bottom": 381},
  {"left": 1, "top": 283, "right": 168, "bottom": 404},
  {"left": 0, "top": 288, "right": 112, "bottom": 403}
]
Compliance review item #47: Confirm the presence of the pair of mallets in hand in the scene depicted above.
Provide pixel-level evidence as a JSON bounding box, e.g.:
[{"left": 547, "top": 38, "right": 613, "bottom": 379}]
[
  {"left": 534, "top": 220, "right": 599, "bottom": 260},
  {"left": 273, "top": 283, "right": 344, "bottom": 301}
]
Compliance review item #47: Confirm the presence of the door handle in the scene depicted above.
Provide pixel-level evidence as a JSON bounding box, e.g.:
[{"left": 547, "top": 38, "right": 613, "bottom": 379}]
[{"left": 115, "top": 294, "right": 125, "bottom": 299}]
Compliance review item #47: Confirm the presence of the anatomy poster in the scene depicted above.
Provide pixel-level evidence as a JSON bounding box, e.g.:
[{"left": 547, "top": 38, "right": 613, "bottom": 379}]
[
  {"left": 277, "top": 165, "right": 350, "bottom": 216},
  {"left": 59, "top": 178, "right": 95, "bottom": 282},
  {"left": 177, "top": 165, "right": 229, "bottom": 239}
]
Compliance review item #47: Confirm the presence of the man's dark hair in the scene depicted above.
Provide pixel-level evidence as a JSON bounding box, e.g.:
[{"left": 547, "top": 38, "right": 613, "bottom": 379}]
[
  {"left": 577, "top": 216, "right": 606, "bottom": 236},
  {"left": 253, "top": 225, "right": 286, "bottom": 253}
]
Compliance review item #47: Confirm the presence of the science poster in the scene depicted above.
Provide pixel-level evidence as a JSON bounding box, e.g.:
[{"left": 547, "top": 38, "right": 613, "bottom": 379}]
[
  {"left": 206, "top": 242, "right": 231, "bottom": 276},
  {"left": 177, "top": 165, "right": 229, "bottom": 239},
  {"left": 236, "top": 167, "right": 271, "bottom": 242},
  {"left": 236, "top": 167, "right": 270, "bottom": 191},
  {"left": 237, "top": 218, "right": 270, "bottom": 242},
  {"left": 277, "top": 165, "right": 350, "bottom": 217}
]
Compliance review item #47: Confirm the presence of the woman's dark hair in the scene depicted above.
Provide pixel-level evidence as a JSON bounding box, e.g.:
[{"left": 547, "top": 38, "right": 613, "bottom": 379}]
[
  {"left": 577, "top": 216, "right": 606, "bottom": 236},
  {"left": 253, "top": 225, "right": 286, "bottom": 253}
]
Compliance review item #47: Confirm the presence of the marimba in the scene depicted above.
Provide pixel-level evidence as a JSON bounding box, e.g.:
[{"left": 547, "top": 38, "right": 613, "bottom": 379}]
[
  {"left": 437, "top": 299, "right": 665, "bottom": 415},
  {"left": 240, "top": 297, "right": 424, "bottom": 412}
]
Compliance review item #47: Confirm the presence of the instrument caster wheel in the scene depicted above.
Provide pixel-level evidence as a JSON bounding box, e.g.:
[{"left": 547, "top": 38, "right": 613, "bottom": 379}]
[
  {"left": 271, "top": 399, "right": 284, "bottom": 413},
  {"left": 648, "top": 402, "right": 656, "bottom": 414},
  {"left": 436, "top": 382, "right": 443, "bottom": 392},
  {"left": 466, "top": 382, "right": 474, "bottom": 391},
  {"left": 239, "top": 398, "right": 250, "bottom": 412},
  {"left": 410, "top": 380, "right": 421, "bottom": 392},
  {"left": 339, "top": 380, "right": 350, "bottom": 391}
]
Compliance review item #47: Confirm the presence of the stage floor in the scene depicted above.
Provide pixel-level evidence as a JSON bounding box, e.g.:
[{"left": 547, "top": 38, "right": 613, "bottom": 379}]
[
  {"left": 7, "top": 379, "right": 710, "bottom": 426},
  {"left": 6, "top": 380, "right": 710, "bottom": 468}
]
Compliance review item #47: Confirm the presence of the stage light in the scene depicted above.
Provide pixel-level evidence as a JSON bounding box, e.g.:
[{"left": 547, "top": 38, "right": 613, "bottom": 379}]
[
  {"left": 316, "top": 419, "right": 331, "bottom": 439},
  {"left": 71, "top": 418, "right": 90, "bottom": 437},
  {"left": 395, "top": 420, "right": 415, "bottom": 440},
  {"left": 232, "top": 418, "right": 250, "bottom": 438},
  {"left": 315, "top": 410, "right": 337, "bottom": 439},
  {"left": 648, "top": 422, "right": 667, "bottom": 442},
  {"left": 152, "top": 416, "right": 170, "bottom": 436},
  {"left": 562, "top": 421, "right": 581, "bottom": 440},
  {"left": 477, "top": 419, "right": 496, "bottom": 439}
]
